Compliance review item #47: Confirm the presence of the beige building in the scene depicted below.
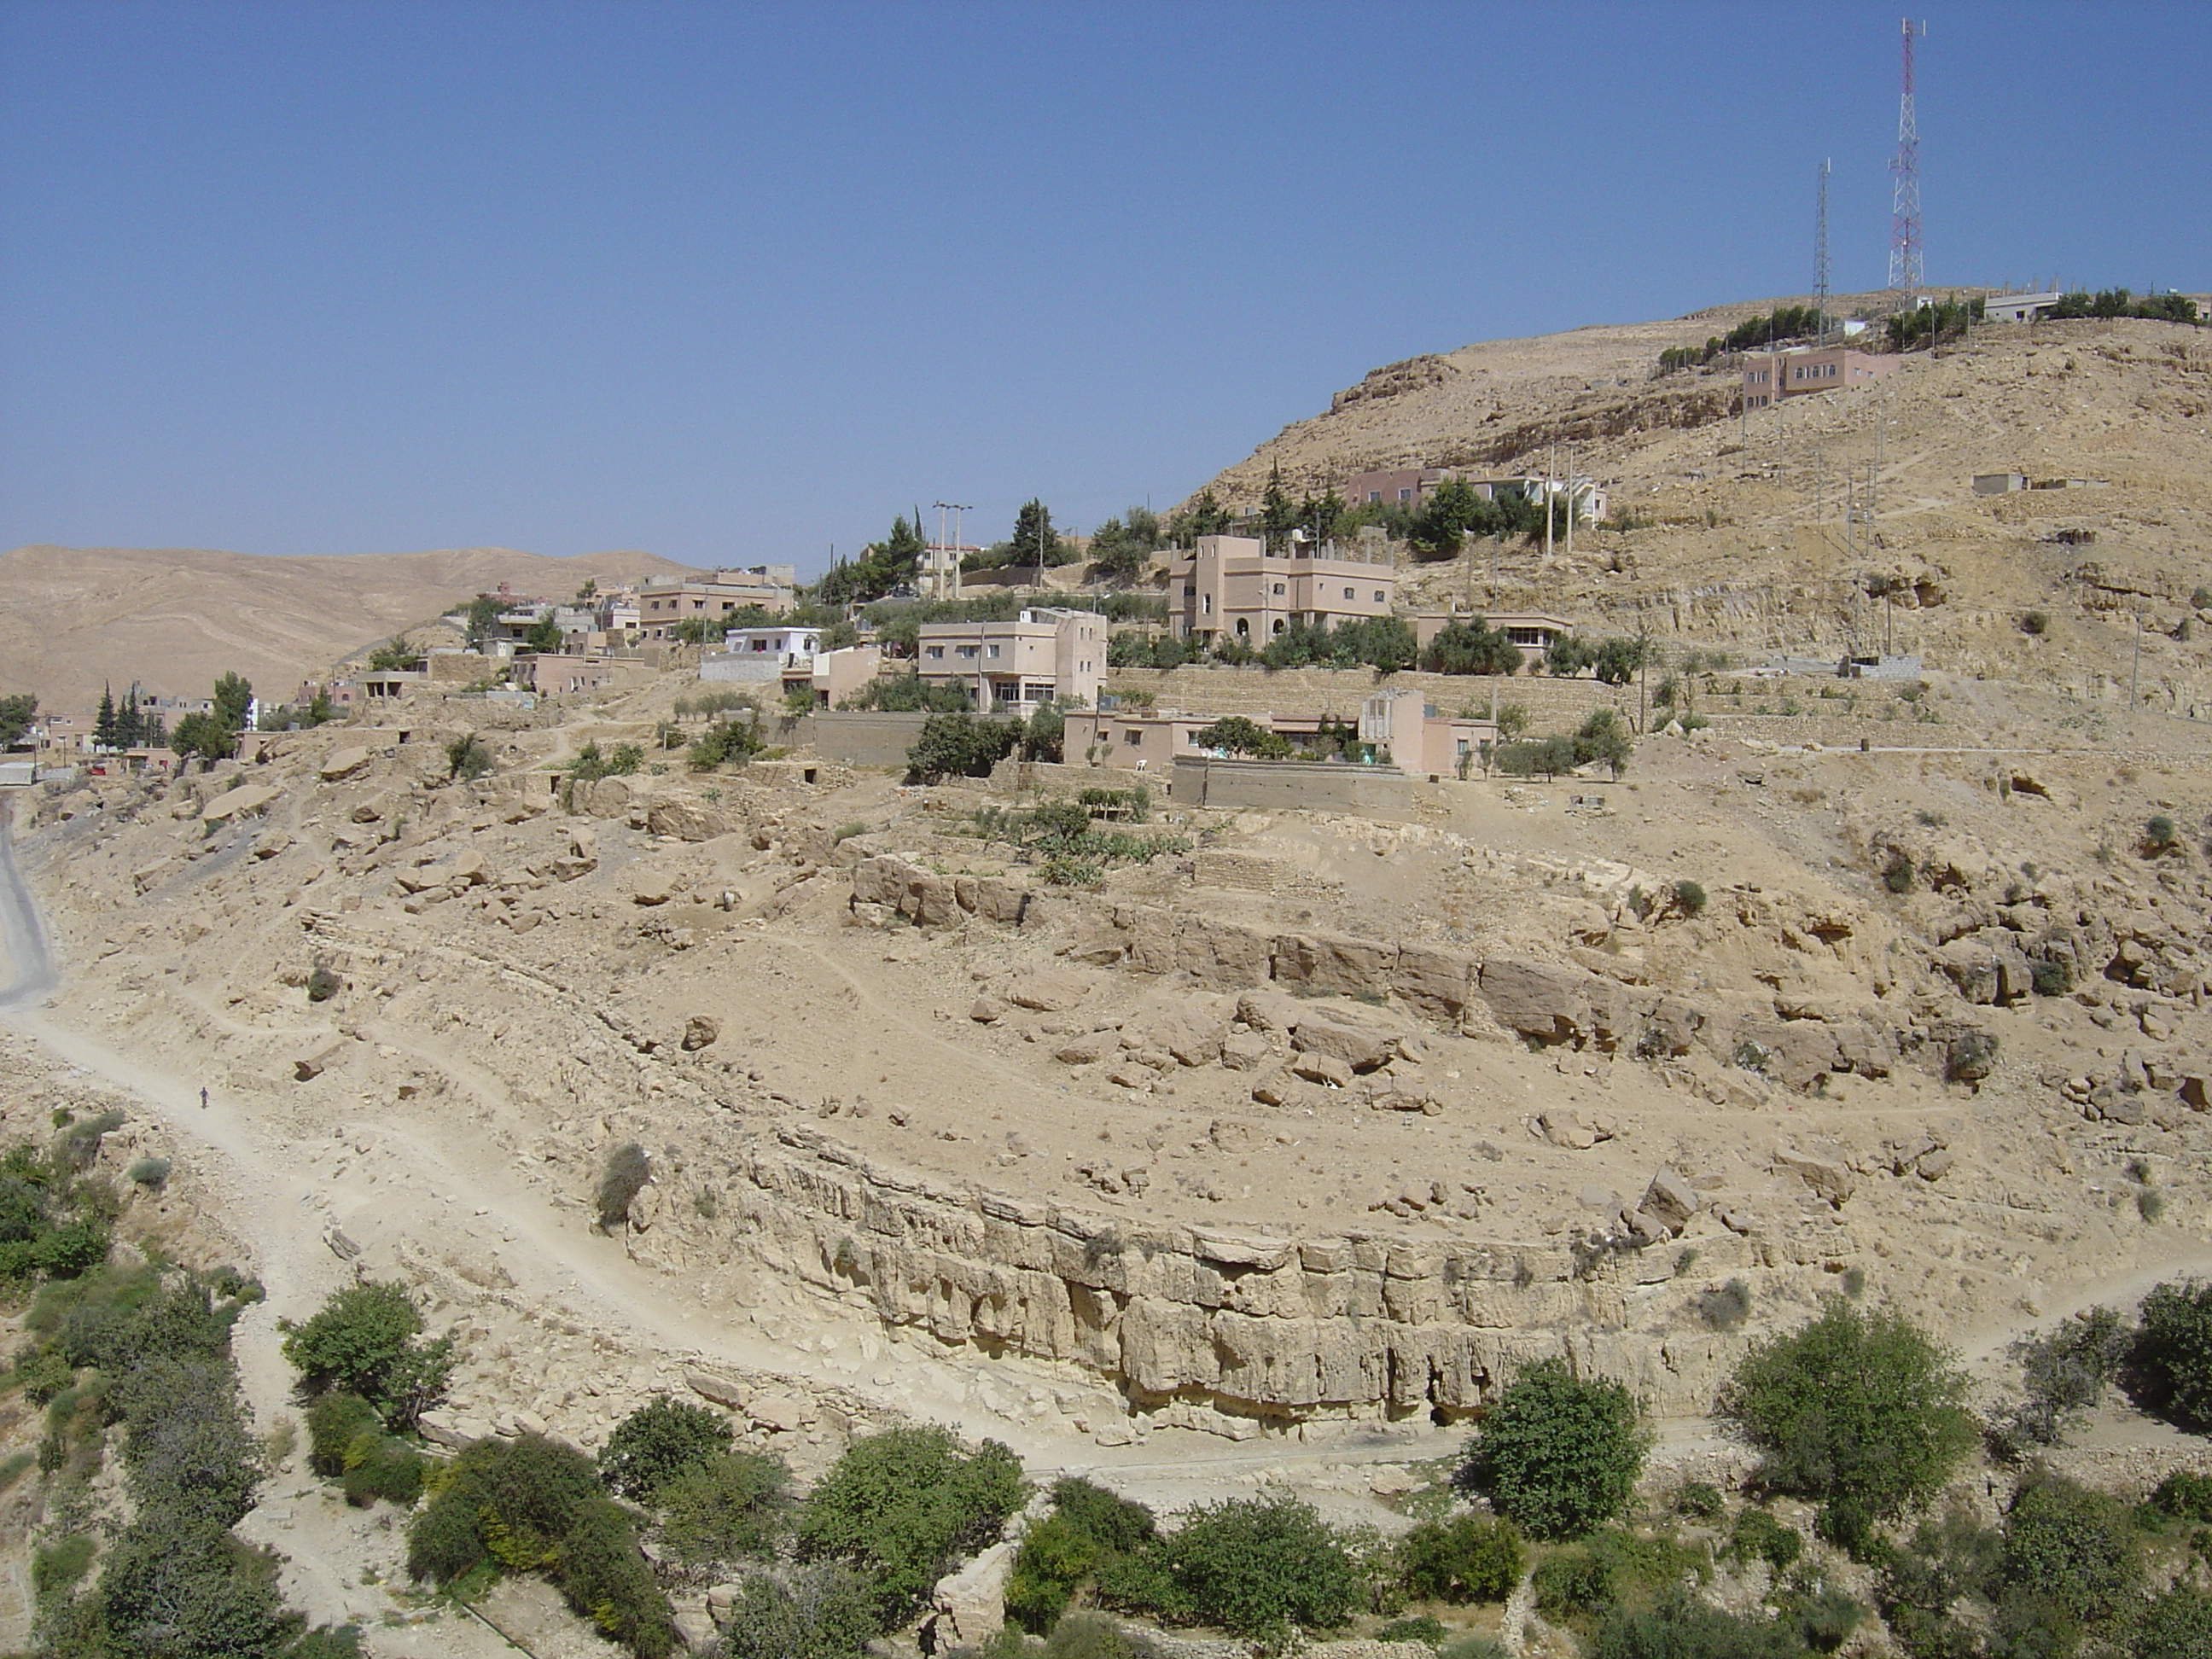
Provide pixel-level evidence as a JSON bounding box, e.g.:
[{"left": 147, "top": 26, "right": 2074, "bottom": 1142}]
[
  {"left": 1741, "top": 346, "right": 1897, "bottom": 410},
  {"left": 916, "top": 608, "right": 1103, "bottom": 713},
  {"left": 1359, "top": 690, "right": 1498, "bottom": 777},
  {"left": 518, "top": 654, "right": 614, "bottom": 696},
  {"left": 1168, "top": 535, "right": 1397, "bottom": 646},
  {"left": 1067, "top": 697, "right": 1496, "bottom": 777},
  {"left": 637, "top": 566, "right": 797, "bottom": 637},
  {"left": 811, "top": 645, "right": 884, "bottom": 709}
]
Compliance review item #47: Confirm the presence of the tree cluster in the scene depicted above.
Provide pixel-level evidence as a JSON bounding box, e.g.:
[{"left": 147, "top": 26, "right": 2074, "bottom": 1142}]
[
  {"left": 0, "top": 691, "right": 36, "bottom": 748},
  {"left": 1086, "top": 507, "right": 1163, "bottom": 582},
  {"left": 817, "top": 513, "right": 930, "bottom": 605},
  {"left": 2050, "top": 287, "right": 2199, "bottom": 324},
  {"left": 1657, "top": 304, "right": 1830, "bottom": 374}
]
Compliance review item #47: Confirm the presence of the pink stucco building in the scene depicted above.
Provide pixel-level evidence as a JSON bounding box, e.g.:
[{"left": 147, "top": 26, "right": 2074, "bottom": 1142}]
[{"left": 1167, "top": 535, "right": 1397, "bottom": 646}]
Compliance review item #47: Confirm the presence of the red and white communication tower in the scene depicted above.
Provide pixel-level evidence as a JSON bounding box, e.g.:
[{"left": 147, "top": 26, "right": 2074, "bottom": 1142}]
[{"left": 1887, "top": 17, "right": 1927, "bottom": 300}]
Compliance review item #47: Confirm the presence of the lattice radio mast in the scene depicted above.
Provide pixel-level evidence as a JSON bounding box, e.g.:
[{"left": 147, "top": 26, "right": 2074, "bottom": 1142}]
[
  {"left": 1887, "top": 18, "right": 1926, "bottom": 300},
  {"left": 1815, "top": 157, "right": 1831, "bottom": 345}
]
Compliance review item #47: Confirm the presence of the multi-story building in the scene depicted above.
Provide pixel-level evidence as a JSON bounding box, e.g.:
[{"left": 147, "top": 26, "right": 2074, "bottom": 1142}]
[
  {"left": 1741, "top": 346, "right": 1897, "bottom": 410},
  {"left": 1409, "top": 611, "right": 1577, "bottom": 655},
  {"left": 1167, "top": 535, "right": 1398, "bottom": 646},
  {"left": 637, "top": 565, "right": 797, "bottom": 637},
  {"left": 1337, "top": 470, "right": 1608, "bottom": 527},
  {"left": 914, "top": 608, "right": 1104, "bottom": 713}
]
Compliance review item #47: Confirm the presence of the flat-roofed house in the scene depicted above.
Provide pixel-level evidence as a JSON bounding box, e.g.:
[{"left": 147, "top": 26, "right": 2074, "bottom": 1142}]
[
  {"left": 1167, "top": 535, "right": 1397, "bottom": 646},
  {"left": 916, "top": 608, "right": 1103, "bottom": 713}
]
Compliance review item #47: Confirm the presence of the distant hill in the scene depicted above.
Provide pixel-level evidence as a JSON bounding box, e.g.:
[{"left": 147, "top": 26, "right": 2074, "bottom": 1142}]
[{"left": 0, "top": 544, "right": 691, "bottom": 713}]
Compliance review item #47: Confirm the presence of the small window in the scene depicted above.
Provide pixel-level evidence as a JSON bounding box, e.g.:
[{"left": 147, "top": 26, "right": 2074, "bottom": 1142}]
[
  {"left": 1273, "top": 582, "right": 1285, "bottom": 595},
  {"left": 1398, "top": 488, "right": 1412, "bottom": 502},
  {"left": 1343, "top": 587, "right": 1355, "bottom": 600},
  {"left": 987, "top": 644, "right": 1001, "bottom": 658},
  {"left": 1126, "top": 730, "right": 1142, "bottom": 746},
  {"left": 1366, "top": 491, "right": 1381, "bottom": 504},
  {"left": 1373, "top": 590, "right": 1385, "bottom": 602},
  {"left": 926, "top": 645, "right": 945, "bottom": 660}
]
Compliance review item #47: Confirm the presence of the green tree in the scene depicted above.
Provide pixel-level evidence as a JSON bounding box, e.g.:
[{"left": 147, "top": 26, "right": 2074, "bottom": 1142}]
[
  {"left": 170, "top": 712, "right": 239, "bottom": 765},
  {"left": 94, "top": 685, "right": 119, "bottom": 750},
  {"left": 2003, "top": 1306, "right": 2130, "bottom": 1447},
  {"left": 1087, "top": 509, "right": 1162, "bottom": 583},
  {"left": 1298, "top": 488, "right": 1349, "bottom": 548},
  {"left": 655, "top": 1452, "right": 790, "bottom": 1567},
  {"left": 1589, "top": 637, "right": 1646, "bottom": 688},
  {"left": 463, "top": 594, "right": 501, "bottom": 646},
  {"left": 277, "top": 1281, "right": 454, "bottom": 1431},
  {"left": 445, "top": 733, "right": 492, "bottom": 782},
  {"left": 1010, "top": 499, "right": 1072, "bottom": 568},
  {"left": 97, "top": 1512, "right": 300, "bottom": 1659},
  {"left": 1407, "top": 478, "right": 1483, "bottom": 561},
  {"left": 1152, "top": 1495, "right": 1361, "bottom": 1639},
  {"left": 2128, "top": 1278, "right": 2212, "bottom": 1430},
  {"left": 1456, "top": 1359, "right": 1649, "bottom": 1540},
  {"left": 906, "top": 712, "right": 1022, "bottom": 781},
  {"left": 522, "top": 611, "right": 564, "bottom": 653},
  {"left": 1399, "top": 1514, "right": 1524, "bottom": 1604},
  {"left": 596, "top": 1143, "right": 651, "bottom": 1227},
  {"left": 1997, "top": 1472, "right": 2141, "bottom": 1633},
  {"left": 597, "top": 1395, "right": 733, "bottom": 1502},
  {"left": 1424, "top": 621, "right": 1522, "bottom": 676},
  {"left": 212, "top": 672, "right": 253, "bottom": 731},
  {"left": 1260, "top": 464, "right": 1298, "bottom": 553},
  {"left": 1574, "top": 708, "right": 1633, "bottom": 779},
  {"left": 0, "top": 692, "right": 36, "bottom": 748},
  {"left": 794, "top": 1426, "right": 1027, "bottom": 1627},
  {"left": 1191, "top": 716, "right": 1292, "bottom": 760},
  {"left": 1166, "top": 488, "right": 1233, "bottom": 545},
  {"left": 2137, "top": 1585, "right": 2212, "bottom": 1659},
  {"left": 1726, "top": 1299, "right": 1974, "bottom": 1550}
]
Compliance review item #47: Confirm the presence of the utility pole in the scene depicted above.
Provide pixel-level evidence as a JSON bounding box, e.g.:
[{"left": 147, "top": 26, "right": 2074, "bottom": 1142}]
[
  {"left": 1544, "top": 444, "right": 1555, "bottom": 562},
  {"left": 2133, "top": 611, "right": 2143, "bottom": 707},
  {"left": 1564, "top": 445, "right": 1575, "bottom": 565}
]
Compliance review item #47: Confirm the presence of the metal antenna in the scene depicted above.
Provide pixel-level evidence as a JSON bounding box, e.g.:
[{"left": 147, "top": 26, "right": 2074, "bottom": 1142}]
[
  {"left": 1888, "top": 18, "right": 1926, "bottom": 302},
  {"left": 1815, "top": 158, "right": 1831, "bottom": 346}
]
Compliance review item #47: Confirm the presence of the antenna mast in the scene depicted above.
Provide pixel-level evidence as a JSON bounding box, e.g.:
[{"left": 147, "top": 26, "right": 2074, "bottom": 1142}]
[
  {"left": 1815, "top": 158, "right": 1831, "bottom": 346},
  {"left": 1887, "top": 18, "right": 1925, "bottom": 302}
]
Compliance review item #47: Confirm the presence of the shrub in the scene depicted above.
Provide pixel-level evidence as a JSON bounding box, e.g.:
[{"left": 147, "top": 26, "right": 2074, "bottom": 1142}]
[
  {"left": 1457, "top": 1359, "right": 1648, "bottom": 1540},
  {"left": 2002, "top": 1305, "right": 2130, "bottom": 1447},
  {"left": 1532, "top": 1530, "right": 1706, "bottom": 1627},
  {"left": 2137, "top": 1585, "right": 2212, "bottom": 1659},
  {"left": 97, "top": 1511, "right": 298, "bottom": 1659},
  {"left": 1670, "top": 880, "right": 1707, "bottom": 918},
  {"left": 2128, "top": 1278, "right": 2212, "bottom": 1431},
  {"left": 306, "top": 960, "right": 341, "bottom": 1002},
  {"left": 1997, "top": 1473, "right": 2140, "bottom": 1631},
  {"left": 2030, "top": 957, "right": 2071, "bottom": 996},
  {"left": 596, "top": 1142, "right": 651, "bottom": 1230},
  {"left": 713, "top": 1564, "right": 878, "bottom": 1659},
  {"left": 2020, "top": 611, "right": 2048, "bottom": 636},
  {"left": 1883, "top": 851, "right": 1915, "bottom": 894},
  {"left": 1007, "top": 1477, "right": 1159, "bottom": 1633},
  {"left": 1676, "top": 1482, "right": 1723, "bottom": 1521},
  {"left": 794, "top": 1426, "right": 1027, "bottom": 1627},
  {"left": 1591, "top": 1591, "right": 1807, "bottom": 1659},
  {"left": 1042, "top": 1610, "right": 1144, "bottom": 1659},
  {"left": 655, "top": 1450, "right": 789, "bottom": 1566},
  {"left": 687, "top": 721, "right": 761, "bottom": 771},
  {"left": 126, "top": 1156, "right": 171, "bottom": 1188},
  {"left": 1151, "top": 1494, "right": 1361, "bottom": 1639},
  {"left": 278, "top": 1279, "right": 453, "bottom": 1430},
  {"left": 445, "top": 733, "right": 492, "bottom": 782},
  {"left": 598, "top": 1394, "right": 733, "bottom": 1501},
  {"left": 2151, "top": 1470, "right": 2212, "bottom": 1522},
  {"left": 1697, "top": 1279, "right": 1753, "bottom": 1332},
  {"left": 1399, "top": 1513, "right": 1524, "bottom": 1603},
  {"left": 305, "top": 1391, "right": 382, "bottom": 1477},
  {"left": 408, "top": 1434, "right": 675, "bottom": 1657},
  {"left": 1726, "top": 1300, "right": 1974, "bottom": 1551},
  {"left": 1874, "top": 1505, "right": 2003, "bottom": 1657},
  {"left": 1725, "top": 1507, "right": 1802, "bottom": 1571}
]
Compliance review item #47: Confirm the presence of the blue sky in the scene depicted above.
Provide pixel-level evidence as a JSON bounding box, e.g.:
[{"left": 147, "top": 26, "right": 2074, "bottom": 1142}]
[{"left": 2, "top": 1, "right": 2203, "bottom": 576}]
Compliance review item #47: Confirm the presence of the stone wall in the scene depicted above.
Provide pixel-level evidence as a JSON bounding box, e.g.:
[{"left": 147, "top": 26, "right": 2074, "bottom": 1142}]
[{"left": 792, "top": 712, "right": 933, "bottom": 768}]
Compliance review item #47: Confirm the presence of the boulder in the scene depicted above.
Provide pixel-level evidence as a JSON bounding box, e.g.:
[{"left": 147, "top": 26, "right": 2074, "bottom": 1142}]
[
  {"left": 1774, "top": 1149, "right": 1854, "bottom": 1207},
  {"left": 630, "top": 874, "right": 675, "bottom": 906},
  {"left": 1479, "top": 959, "right": 1592, "bottom": 1044},
  {"left": 930, "top": 1540, "right": 1018, "bottom": 1646},
  {"left": 1639, "top": 1167, "right": 1702, "bottom": 1231},
  {"left": 1054, "top": 1033, "right": 1117, "bottom": 1066},
  {"left": 681, "top": 1016, "right": 720, "bottom": 1052},
  {"left": 1235, "top": 988, "right": 1306, "bottom": 1032},
  {"left": 969, "top": 996, "right": 1006, "bottom": 1024},
  {"left": 748, "top": 1394, "right": 807, "bottom": 1433},
  {"left": 1150, "top": 1010, "right": 1225, "bottom": 1068},
  {"left": 1538, "top": 1110, "right": 1596, "bottom": 1150},
  {"left": 318, "top": 746, "right": 374, "bottom": 782},
  {"left": 685, "top": 1371, "right": 749, "bottom": 1412},
  {"left": 1289, "top": 1014, "right": 1394, "bottom": 1073},
  {"left": 1008, "top": 969, "right": 1090, "bottom": 1012},
  {"left": 1289, "top": 1051, "right": 1353, "bottom": 1087},
  {"left": 648, "top": 796, "right": 737, "bottom": 841},
  {"left": 293, "top": 1039, "right": 346, "bottom": 1081},
  {"left": 1220, "top": 1030, "right": 1273, "bottom": 1071},
  {"left": 201, "top": 782, "right": 281, "bottom": 822}
]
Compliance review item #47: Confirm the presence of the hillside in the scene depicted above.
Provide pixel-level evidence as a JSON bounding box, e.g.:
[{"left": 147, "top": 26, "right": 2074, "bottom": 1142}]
[
  {"left": 0, "top": 543, "right": 691, "bottom": 711},
  {"left": 1194, "top": 297, "right": 2212, "bottom": 711}
]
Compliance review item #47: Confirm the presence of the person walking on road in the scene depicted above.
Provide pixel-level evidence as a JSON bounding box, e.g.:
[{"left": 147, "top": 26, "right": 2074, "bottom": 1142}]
[{"left": 200, "top": 1086, "right": 208, "bottom": 1110}]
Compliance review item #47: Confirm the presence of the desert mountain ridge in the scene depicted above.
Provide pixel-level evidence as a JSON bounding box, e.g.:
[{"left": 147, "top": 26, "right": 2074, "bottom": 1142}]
[{"left": 0, "top": 542, "right": 693, "bottom": 711}]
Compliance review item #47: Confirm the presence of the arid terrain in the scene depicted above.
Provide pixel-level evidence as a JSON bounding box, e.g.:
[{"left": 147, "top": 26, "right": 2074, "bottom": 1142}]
[
  {"left": 0, "top": 544, "right": 687, "bottom": 712},
  {"left": 4, "top": 301, "right": 2212, "bottom": 1655}
]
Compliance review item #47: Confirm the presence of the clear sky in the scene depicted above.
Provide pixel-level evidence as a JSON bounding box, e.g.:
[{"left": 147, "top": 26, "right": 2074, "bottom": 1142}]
[{"left": 2, "top": 1, "right": 2204, "bottom": 577}]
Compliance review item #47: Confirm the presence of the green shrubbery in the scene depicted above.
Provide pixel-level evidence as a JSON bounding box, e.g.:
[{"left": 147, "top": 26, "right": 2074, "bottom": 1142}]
[
  {"left": 655, "top": 1449, "right": 791, "bottom": 1569},
  {"left": 2000, "top": 1306, "right": 2131, "bottom": 1448},
  {"left": 409, "top": 1434, "right": 677, "bottom": 1658},
  {"left": 905, "top": 711, "right": 1025, "bottom": 780},
  {"left": 1105, "top": 1494, "right": 1362, "bottom": 1639},
  {"left": 1726, "top": 1300, "right": 1973, "bottom": 1551},
  {"left": 2128, "top": 1278, "right": 2212, "bottom": 1430},
  {"left": 0, "top": 1138, "right": 118, "bottom": 1284},
  {"left": 305, "top": 1390, "right": 423, "bottom": 1508},
  {"left": 1398, "top": 1513, "right": 1523, "bottom": 1603},
  {"left": 278, "top": 1279, "right": 453, "bottom": 1431},
  {"left": 794, "top": 1426, "right": 1027, "bottom": 1628},
  {"left": 1007, "top": 1477, "right": 1159, "bottom": 1633},
  {"left": 598, "top": 1394, "right": 732, "bottom": 1501},
  {"left": 712, "top": 1564, "right": 880, "bottom": 1659},
  {"left": 1457, "top": 1359, "right": 1649, "bottom": 1540}
]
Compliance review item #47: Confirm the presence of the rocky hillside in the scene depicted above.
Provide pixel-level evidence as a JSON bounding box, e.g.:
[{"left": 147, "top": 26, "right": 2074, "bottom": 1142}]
[{"left": 0, "top": 542, "right": 689, "bottom": 711}]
